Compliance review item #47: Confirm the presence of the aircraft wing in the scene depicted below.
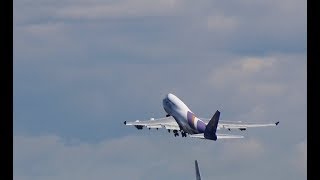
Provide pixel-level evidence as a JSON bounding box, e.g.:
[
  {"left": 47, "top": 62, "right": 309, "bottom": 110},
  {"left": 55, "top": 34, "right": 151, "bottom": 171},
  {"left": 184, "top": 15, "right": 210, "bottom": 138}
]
[
  {"left": 124, "top": 116, "right": 180, "bottom": 130},
  {"left": 219, "top": 121, "right": 279, "bottom": 130},
  {"left": 189, "top": 133, "right": 244, "bottom": 139},
  {"left": 201, "top": 118, "right": 279, "bottom": 131}
]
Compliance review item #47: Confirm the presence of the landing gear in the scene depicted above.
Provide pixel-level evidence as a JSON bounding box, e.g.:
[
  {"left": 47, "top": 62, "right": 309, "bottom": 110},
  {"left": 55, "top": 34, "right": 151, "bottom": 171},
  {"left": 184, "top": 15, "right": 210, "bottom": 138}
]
[
  {"left": 168, "top": 129, "right": 170, "bottom": 133},
  {"left": 173, "top": 130, "right": 179, "bottom": 137},
  {"left": 181, "top": 132, "right": 187, "bottom": 137}
]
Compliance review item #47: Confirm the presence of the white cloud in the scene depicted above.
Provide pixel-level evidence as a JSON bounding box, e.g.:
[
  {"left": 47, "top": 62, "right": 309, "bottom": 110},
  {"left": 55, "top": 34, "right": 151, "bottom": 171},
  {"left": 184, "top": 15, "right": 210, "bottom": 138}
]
[
  {"left": 208, "top": 56, "right": 276, "bottom": 88},
  {"left": 240, "top": 57, "right": 275, "bottom": 73},
  {"left": 14, "top": 135, "right": 157, "bottom": 180},
  {"left": 201, "top": 53, "right": 306, "bottom": 127},
  {"left": 13, "top": 1, "right": 306, "bottom": 179},
  {"left": 207, "top": 55, "right": 301, "bottom": 101},
  {"left": 221, "top": 138, "right": 265, "bottom": 161},
  {"left": 24, "top": 22, "right": 66, "bottom": 35},
  {"left": 207, "top": 15, "right": 239, "bottom": 32},
  {"left": 291, "top": 140, "right": 307, "bottom": 175},
  {"left": 236, "top": 105, "right": 267, "bottom": 122},
  {"left": 14, "top": 0, "right": 306, "bottom": 65},
  {"left": 237, "top": 82, "right": 287, "bottom": 100},
  {"left": 13, "top": 134, "right": 277, "bottom": 180},
  {"left": 56, "top": 0, "right": 178, "bottom": 20}
]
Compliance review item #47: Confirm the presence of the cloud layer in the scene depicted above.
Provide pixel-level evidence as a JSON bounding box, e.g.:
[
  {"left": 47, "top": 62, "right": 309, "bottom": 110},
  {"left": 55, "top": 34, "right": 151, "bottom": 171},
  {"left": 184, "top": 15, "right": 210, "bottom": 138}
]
[
  {"left": 14, "top": 0, "right": 306, "bottom": 179},
  {"left": 14, "top": 134, "right": 306, "bottom": 180}
]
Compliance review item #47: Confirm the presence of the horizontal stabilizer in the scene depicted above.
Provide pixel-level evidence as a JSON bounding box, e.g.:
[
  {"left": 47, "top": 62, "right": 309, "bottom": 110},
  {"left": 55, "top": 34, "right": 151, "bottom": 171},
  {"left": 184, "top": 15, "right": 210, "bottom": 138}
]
[
  {"left": 216, "top": 134, "right": 244, "bottom": 139},
  {"left": 190, "top": 133, "right": 244, "bottom": 139}
]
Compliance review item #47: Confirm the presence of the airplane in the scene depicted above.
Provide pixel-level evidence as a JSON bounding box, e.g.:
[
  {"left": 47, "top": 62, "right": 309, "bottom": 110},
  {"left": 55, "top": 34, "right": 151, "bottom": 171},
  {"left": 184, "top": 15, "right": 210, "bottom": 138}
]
[
  {"left": 124, "top": 93, "right": 279, "bottom": 140},
  {"left": 195, "top": 160, "right": 201, "bottom": 180}
]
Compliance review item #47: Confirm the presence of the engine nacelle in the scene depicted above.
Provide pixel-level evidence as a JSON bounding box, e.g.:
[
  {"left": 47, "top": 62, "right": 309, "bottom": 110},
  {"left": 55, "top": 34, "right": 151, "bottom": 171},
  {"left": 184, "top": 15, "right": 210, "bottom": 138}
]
[{"left": 134, "top": 125, "right": 143, "bottom": 130}]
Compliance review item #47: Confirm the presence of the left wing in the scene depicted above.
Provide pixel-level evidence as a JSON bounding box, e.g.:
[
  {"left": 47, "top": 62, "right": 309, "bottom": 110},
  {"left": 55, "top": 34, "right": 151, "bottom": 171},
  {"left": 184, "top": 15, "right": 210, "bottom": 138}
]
[{"left": 124, "top": 116, "right": 180, "bottom": 131}]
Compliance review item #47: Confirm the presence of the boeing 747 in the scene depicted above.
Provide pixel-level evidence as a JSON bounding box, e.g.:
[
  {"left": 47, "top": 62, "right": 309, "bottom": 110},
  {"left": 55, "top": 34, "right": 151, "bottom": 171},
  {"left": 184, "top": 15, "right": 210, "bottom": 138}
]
[{"left": 124, "top": 93, "right": 279, "bottom": 140}]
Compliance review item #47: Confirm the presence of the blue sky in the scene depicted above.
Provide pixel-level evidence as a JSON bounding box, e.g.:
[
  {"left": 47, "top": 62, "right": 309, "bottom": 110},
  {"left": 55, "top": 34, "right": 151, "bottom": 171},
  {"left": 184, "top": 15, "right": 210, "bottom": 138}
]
[{"left": 14, "top": 0, "right": 306, "bottom": 179}]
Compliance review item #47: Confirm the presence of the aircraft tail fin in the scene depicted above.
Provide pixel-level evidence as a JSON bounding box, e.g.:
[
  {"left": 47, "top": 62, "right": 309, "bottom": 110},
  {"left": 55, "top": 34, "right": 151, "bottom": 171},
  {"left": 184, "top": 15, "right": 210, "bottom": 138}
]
[
  {"left": 204, "top": 110, "right": 220, "bottom": 140},
  {"left": 195, "top": 160, "right": 201, "bottom": 180}
]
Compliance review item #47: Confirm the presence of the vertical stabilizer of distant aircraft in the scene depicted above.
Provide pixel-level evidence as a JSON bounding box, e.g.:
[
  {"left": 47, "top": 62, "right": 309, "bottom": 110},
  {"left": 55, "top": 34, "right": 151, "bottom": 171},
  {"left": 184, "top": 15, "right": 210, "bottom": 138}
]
[{"left": 195, "top": 160, "right": 202, "bottom": 180}]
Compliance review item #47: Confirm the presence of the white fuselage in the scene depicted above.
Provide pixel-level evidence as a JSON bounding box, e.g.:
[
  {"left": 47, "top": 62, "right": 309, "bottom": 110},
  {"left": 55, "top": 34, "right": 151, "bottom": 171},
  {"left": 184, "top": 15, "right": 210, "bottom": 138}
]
[{"left": 162, "top": 93, "right": 207, "bottom": 134}]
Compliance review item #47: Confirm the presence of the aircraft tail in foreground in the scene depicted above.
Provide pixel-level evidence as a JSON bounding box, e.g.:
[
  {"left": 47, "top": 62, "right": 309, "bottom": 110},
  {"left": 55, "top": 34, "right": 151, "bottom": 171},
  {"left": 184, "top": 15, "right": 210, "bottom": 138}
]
[{"left": 195, "top": 160, "right": 201, "bottom": 180}]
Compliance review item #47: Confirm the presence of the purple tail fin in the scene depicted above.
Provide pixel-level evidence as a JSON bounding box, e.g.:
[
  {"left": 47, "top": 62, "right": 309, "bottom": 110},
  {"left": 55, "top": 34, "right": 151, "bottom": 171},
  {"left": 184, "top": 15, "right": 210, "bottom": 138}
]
[{"left": 204, "top": 110, "right": 220, "bottom": 140}]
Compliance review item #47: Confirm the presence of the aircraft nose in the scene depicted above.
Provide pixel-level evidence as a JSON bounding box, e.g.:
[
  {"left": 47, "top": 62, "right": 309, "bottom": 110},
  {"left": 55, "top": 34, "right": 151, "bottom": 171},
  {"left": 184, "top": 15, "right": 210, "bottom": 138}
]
[{"left": 167, "top": 93, "right": 175, "bottom": 100}]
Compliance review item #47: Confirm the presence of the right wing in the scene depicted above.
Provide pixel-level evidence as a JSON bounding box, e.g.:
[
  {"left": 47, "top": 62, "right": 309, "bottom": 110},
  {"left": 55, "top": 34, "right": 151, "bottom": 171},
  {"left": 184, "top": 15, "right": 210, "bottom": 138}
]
[
  {"left": 124, "top": 116, "right": 180, "bottom": 130},
  {"left": 201, "top": 118, "right": 279, "bottom": 131}
]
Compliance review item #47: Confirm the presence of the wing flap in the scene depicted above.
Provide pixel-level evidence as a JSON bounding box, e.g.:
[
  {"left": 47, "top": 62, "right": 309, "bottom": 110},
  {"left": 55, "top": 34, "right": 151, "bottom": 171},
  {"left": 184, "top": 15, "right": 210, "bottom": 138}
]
[
  {"left": 163, "top": 125, "right": 180, "bottom": 130},
  {"left": 146, "top": 125, "right": 162, "bottom": 129},
  {"left": 124, "top": 116, "right": 180, "bottom": 130}
]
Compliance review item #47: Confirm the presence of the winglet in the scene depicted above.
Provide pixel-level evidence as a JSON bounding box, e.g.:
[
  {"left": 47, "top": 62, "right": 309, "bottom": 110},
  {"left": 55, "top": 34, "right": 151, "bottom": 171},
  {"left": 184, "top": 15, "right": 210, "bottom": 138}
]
[
  {"left": 124, "top": 121, "right": 127, "bottom": 125},
  {"left": 275, "top": 121, "right": 279, "bottom": 126},
  {"left": 204, "top": 110, "right": 220, "bottom": 141}
]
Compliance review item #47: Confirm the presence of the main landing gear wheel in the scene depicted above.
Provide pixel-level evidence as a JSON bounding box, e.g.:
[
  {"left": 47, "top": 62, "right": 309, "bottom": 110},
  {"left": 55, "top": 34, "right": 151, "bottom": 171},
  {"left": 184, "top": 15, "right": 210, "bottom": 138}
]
[
  {"left": 173, "top": 130, "right": 179, "bottom": 137},
  {"left": 181, "top": 132, "right": 187, "bottom": 137}
]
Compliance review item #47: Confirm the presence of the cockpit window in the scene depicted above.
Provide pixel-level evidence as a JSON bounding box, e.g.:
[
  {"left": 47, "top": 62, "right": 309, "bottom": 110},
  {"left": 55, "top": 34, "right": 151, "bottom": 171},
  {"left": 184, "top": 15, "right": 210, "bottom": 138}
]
[{"left": 166, "top": 99, "right": 175, "bottom": 108}]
